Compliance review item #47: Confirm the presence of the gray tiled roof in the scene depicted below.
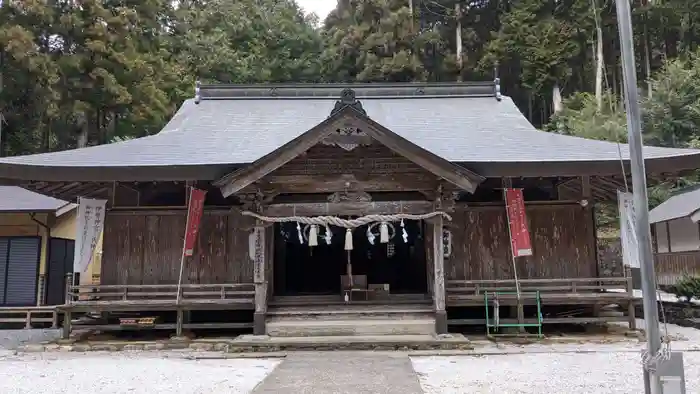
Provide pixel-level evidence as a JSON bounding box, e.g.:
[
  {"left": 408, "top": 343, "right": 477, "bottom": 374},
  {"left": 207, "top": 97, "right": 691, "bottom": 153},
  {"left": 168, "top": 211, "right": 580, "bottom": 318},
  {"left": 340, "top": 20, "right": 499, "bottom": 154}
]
[
  {"left": 649, "top": 186, "right": 700, "bottom": 223},
  {"left": 0, "top": 186, "right": 69, "bottom": 212},
  {"left": 0, "top": 83, "right": 698, "bottom": 174}
]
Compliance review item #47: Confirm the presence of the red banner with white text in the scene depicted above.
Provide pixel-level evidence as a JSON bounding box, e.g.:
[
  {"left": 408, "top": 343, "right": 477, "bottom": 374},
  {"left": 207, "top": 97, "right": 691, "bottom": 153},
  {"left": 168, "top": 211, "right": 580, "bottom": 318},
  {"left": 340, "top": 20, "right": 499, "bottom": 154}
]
[
  {"left": 183, "top": 188, "right": 207, "bottom": 257},
  {"left": 504, "top": 188, "right": 533, "bottom": 257}
]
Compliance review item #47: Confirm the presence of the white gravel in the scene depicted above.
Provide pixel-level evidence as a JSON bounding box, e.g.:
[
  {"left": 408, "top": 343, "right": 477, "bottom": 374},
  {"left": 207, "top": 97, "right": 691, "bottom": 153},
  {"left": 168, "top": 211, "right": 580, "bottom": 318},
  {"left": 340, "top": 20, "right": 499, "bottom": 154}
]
[
  {"left": 0, "top": 353, "right": 280, "bottom": 394},
  {"left": 412, "top": 351, "right": 700, "bottom": 394},
  {"left": 412, "top": 320, "right": 700, "bottom": 394}
]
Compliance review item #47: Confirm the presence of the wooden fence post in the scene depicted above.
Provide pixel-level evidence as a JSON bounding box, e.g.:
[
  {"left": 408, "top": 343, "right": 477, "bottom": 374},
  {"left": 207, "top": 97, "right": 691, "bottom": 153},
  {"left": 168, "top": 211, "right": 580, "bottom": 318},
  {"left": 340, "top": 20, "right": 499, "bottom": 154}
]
[
  {"left": 625, "top": 266, "right": 637, "bottom": 330},
  {"left": 62, "top": 273, "right": 73, "bottom": 339}
]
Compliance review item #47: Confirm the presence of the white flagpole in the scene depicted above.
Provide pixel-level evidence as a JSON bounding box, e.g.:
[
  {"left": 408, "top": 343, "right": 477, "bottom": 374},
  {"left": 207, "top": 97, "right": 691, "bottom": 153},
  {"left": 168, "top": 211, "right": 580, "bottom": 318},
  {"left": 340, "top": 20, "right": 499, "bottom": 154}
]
[
  {"left": 614, "top": 1, "right": 666, "bottom": 392},
  {"left": 176, "top": 187, "right": 193, "bottom": 305}
]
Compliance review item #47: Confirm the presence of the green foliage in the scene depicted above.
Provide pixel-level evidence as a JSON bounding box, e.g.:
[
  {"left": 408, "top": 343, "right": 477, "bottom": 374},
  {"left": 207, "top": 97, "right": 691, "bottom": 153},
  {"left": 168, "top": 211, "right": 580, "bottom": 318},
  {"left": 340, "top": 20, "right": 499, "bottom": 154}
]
[
  {"left": 481, "top": 0, "right": 583, "bottom": 93},
  {"left": 668, "top": 276, "right": 700, "bottom": 303},
  {"left": 545, "top": 92, "right": 627, "bottom": 142},
  {"left": 3, "top": 0, "right": 700, "bottom": 160},
  {"left": 644, "top": 53, "right": 700, "bottom": 147},
  {"left": 546, "top": 48, "right": 700, "bottom": 232},
  {"left": 171, "top": 0, "right": 322, "bottom": 84},
  {"left": 321, "top": 0, "right": 427, "bottom": 82}
]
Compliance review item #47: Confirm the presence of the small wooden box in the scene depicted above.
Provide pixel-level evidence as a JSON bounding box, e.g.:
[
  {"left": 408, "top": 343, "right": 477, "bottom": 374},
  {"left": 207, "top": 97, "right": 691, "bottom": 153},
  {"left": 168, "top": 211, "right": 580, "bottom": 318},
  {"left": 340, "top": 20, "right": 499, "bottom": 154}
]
[{"left": 369, "top": 284, "right": 390, "bottom": 299}]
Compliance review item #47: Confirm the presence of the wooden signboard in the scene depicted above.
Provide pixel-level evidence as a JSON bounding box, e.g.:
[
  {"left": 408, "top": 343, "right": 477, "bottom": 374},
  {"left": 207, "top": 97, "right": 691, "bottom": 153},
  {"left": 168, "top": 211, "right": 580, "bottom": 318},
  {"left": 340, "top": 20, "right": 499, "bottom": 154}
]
[{"left": 252, "top": 226, "right": 265, "bottom": 284}]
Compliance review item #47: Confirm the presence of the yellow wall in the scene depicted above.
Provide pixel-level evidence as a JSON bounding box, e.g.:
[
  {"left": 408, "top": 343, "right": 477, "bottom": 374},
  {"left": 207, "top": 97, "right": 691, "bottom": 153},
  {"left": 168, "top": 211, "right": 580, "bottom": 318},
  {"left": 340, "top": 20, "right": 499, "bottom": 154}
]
[
  {"left": 0, "top": 210, "right": 104, "bottom": 305},
  {"left": 0, "top": 213, "right": 45, "bottom": 237}
]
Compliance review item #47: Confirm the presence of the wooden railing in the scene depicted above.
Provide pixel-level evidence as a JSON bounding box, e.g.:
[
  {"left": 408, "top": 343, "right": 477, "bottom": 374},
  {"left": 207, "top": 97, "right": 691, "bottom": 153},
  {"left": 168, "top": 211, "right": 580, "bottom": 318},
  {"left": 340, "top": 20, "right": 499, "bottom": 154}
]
[
  {"left": 446, "top": 277, "right": 636, "bottom": 328},
  {"left": 66, "top": 283, "right": 256, "bottom": 304},
  {"left": 0, "top": 306, "right": 59, "bottom": 329},
  {"left": 655, "top": 251, "right": 700, "bottom": 286},
  {"left": 447, "top": 277, "right": 632, "bottom": 296}
]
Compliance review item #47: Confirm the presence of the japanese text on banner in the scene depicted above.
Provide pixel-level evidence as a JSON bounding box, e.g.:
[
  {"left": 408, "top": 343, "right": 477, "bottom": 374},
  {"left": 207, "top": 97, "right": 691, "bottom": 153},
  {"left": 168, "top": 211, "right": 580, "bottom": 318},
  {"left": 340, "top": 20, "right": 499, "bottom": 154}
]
[
  {"left": 505, "top": 188, "right": 533, "bottom": 257},
  {"left": 183, "top": 188, "right": 207, "bottom": 257}
]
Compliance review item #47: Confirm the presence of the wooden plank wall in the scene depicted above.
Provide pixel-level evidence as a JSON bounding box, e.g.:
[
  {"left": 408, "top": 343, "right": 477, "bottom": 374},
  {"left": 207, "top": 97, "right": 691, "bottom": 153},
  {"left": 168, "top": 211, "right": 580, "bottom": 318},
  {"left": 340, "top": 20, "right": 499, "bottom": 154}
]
[
  {"left": 655, "top": 251, "right": 700, "bottom": 286},
  {"left": 101, "top": 210, "right": 256, "bottom": 285},
  {"left": 446, "top": 203, "right": 597, "bottom": 281}
]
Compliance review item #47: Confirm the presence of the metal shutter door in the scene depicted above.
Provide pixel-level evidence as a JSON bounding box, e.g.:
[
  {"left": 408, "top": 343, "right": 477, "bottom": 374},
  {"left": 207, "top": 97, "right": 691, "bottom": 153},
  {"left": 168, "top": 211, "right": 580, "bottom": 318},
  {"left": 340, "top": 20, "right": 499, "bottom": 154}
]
[
  {"left": 0, "top": 238, "right": 8, "bottom": 305},
  {"left": 5, "top": 238, "right": 41, "bottom": 306}
]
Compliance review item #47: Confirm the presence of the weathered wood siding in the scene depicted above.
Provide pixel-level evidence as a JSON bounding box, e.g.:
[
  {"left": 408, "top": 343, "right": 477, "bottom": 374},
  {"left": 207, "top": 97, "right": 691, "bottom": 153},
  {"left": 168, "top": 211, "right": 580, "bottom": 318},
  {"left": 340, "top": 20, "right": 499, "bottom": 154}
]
[
  {"left": 655, "top": 251, "right": 700, "bottom": 286},
  {"left": 101, "top": 210, "right": 255, "bottom": 285},
  {"left": 275, "top": 144, "right": 426, "bottom": 176},
  {"left": 446, "top": 204, "right": 597, "bottom": 280}
]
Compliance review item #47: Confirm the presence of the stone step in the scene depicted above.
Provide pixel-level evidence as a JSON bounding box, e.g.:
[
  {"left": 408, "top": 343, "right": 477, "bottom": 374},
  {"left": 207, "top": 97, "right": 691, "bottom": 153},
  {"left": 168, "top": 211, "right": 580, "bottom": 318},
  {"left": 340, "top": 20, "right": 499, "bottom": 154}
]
[
  {"left": 267, "top": 304, "right": 434, "bottom": 321},
  {"left": 266, "top": 318, "right": 436, "bottom": 337}
]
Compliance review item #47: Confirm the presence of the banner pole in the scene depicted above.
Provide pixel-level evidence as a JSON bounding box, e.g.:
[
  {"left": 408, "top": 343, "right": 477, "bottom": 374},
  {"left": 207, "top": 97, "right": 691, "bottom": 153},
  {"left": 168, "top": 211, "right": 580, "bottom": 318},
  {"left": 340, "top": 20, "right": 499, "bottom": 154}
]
[
  {"left": 504, "top": 188, "right": 525, "bottom": 331},
  {"left": 176, "top": 187, "right": 193, "bottom": 306},
  {"left": 503, "top": 189, "right": 522, "bottom": 300}
]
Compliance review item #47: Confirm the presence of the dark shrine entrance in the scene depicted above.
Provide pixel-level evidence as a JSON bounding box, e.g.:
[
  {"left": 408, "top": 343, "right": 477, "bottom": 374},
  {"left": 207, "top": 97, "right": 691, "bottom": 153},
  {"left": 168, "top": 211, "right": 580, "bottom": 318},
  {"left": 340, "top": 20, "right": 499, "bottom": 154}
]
[{"left": 273, "top": 220, "right": 428, "bottom": 296}]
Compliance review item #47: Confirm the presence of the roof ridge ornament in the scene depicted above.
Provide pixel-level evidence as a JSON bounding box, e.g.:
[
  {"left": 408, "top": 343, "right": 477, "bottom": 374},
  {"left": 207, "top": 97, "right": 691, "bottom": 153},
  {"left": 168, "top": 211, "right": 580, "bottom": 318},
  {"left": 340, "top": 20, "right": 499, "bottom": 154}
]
[{"left": 331, "top": 88, "right": 367, "bottom": 116}]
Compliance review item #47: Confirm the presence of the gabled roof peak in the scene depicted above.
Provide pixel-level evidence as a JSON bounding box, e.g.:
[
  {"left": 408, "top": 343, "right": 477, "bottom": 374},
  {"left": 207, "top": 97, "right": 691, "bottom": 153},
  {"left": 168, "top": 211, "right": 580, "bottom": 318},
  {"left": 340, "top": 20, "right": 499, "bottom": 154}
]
[{"left": 193, "top": 81, "right": 498, "bottom": 102}]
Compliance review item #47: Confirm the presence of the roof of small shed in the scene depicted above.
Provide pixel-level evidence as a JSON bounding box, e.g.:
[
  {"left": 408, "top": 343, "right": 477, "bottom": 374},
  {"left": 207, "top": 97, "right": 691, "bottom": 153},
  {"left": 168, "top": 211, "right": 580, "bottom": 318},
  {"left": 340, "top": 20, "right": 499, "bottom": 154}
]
[
  {"left": 0, "top": 186, "right": 71, "bottom": 213},
  {"left": 649, "top": 185, "right": 700, "bottom": 224},
  {"left": 1, "top": 82, "right": 699, "bottom": 181}
]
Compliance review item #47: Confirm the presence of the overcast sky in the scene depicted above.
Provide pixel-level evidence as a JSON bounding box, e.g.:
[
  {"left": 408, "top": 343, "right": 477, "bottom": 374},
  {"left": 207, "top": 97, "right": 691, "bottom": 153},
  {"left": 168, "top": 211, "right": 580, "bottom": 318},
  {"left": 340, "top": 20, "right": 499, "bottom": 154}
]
[{"left": 296, "top": 0, "right": 336, "bottom": 20}]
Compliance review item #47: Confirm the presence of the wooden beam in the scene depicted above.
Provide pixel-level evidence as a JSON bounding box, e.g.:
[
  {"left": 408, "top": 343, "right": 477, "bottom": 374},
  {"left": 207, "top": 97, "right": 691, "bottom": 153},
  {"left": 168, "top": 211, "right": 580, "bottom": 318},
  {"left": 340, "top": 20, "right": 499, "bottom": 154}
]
[
  {"left": 265, "top": 200, "right": 434, "bottom": 217},
  {"left": 581, "top": 176, "right": 591, "bottom": 200},
  {"left": 243, "top": 172, "right": 439, "bottom": 194}
]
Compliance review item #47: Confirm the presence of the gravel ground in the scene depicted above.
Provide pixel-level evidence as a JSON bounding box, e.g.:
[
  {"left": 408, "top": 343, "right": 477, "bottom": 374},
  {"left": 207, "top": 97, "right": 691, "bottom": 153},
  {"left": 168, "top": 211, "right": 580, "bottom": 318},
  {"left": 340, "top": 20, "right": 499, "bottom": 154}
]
[
  {"left": 412, "top": 351, "right": 700, "bottom": 394},
  {"left": 412, "top": 320, "right": 700, "bottom": 394},
  {"left": 0, "top": 318, "right": 697, "bottom": 393},
  {"left": 0, "top": 353, "right": 280, "bottom": 394},
  {"left": 0, "top": 329, "right": 61, "bottom": 351}
]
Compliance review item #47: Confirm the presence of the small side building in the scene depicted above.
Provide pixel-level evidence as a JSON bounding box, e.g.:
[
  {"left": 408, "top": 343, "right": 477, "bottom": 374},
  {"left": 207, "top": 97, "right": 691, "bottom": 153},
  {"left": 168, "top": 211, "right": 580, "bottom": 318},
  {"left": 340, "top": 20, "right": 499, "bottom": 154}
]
[
  {"left": 0, "top": 187, "right": 102, "bottom": 311},
  {"left": 649, "top": 186, "right": 700, "bottom": 286}
]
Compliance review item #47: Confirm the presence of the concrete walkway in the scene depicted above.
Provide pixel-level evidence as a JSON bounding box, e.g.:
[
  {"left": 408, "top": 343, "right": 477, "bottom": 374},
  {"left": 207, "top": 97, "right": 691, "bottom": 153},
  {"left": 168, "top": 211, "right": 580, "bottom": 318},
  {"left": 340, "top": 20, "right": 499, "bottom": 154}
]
[{"left": 252, "top": 351, "right": 424, "bottom": 394}]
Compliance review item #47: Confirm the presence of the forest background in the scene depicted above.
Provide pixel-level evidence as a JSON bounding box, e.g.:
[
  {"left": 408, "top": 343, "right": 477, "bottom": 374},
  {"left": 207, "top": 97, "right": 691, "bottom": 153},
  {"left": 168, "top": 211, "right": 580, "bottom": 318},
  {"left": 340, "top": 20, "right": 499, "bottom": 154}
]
[{"left": 2, "top": 0, "right": 700, "bottom": 229}]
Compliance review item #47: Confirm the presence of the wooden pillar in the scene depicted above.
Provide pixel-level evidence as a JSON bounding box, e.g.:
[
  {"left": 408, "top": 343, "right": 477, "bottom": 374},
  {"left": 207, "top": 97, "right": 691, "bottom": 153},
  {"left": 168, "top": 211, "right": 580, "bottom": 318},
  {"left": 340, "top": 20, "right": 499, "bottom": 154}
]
[
  {"left": 176, "top": 309, "right": 184, "bottom": 337},
  {"left": 253, "top": 223, "right": 267, "bottom": 335},
  {"left": 432, "top": 214, "right": 447, "bottom": 334}
]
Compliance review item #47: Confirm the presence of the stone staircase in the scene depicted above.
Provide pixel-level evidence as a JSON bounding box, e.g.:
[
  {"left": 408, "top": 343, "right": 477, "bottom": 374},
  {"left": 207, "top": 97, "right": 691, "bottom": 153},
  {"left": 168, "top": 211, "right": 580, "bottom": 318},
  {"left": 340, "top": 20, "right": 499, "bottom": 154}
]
[{"left": 266, "top": 302, "right": 436, "bottom": 337}]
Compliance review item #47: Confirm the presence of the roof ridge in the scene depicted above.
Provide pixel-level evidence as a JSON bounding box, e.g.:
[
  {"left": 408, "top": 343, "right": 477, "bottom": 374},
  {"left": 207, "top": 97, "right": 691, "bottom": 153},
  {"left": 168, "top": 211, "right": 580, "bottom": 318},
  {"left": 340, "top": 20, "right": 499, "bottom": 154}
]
[{"left": 194, "top": 81, "right": 498, "bottom": 101}]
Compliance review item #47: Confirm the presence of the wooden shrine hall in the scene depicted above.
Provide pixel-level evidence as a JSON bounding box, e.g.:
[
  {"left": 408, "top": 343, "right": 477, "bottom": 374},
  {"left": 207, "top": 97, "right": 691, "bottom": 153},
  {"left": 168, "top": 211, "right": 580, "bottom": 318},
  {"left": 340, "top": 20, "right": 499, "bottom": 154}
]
[{"left": 2, "top": 81, "right": 700, "bottom": 338}]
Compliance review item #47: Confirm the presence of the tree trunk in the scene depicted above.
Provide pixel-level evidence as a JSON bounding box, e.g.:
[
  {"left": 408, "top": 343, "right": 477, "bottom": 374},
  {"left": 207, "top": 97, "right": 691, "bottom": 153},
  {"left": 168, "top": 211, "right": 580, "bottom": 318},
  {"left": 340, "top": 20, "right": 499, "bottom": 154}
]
[
  {"left": 42, "top": 119, "right": 51, "bottom": 153},
  {"left": 644, "top": 22, "right": 652, "bottom": 98},
  {"left": 591, "top": 0, "right": 604, "bottom": 111},
  {"left": 455, "top": 2, "right": 463, "bottom": 81},
  {"left": 552, "top": 83, "right": 563, "bottom": 114},
  {"left": 76, "top": 114, "right": 89, "bottom": 148}
]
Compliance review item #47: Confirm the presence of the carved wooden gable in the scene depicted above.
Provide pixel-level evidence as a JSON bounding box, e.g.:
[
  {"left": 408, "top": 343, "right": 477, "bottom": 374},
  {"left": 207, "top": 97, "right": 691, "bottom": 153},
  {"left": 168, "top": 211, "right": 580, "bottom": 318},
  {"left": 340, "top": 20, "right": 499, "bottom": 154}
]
[
  {"left": 214, "top": 87, "right": 484, "bottom": 197},
  {"left": 256, "top": 144, "right": 438, "bottom": 195}
]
